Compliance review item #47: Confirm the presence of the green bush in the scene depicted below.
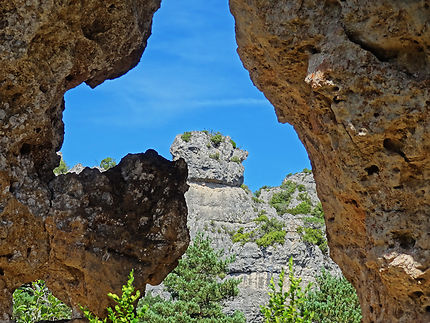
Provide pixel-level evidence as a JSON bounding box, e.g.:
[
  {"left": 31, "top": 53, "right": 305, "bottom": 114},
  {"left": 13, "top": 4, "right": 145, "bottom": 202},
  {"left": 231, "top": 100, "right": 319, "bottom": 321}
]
[
  {"left": 254, "top": 185, "right": 272, "bottom": 198},
  {"left": 297, "top": 184, "right": 306, "bottom": 192},
  {"left": 53, "top": 155, "right": 69, "bottom": 175},
  {"left": 261, "top": 257, "right": 314, "bottom": 323},
  {"left": 181, "top": 132, "right": 192, "bottom": 142},
  {"left": 297, "top": 226, "right": 327, "bottom": 254},
  {"left": 252, "top": 196, "right": 264, "bottom": 203},
  {"left": 256, "top": 230, "right": 286, "bottom": 248},
  {"left": 209, "top": 152, "right": 220, "bottom": 160},
  {"left": 286, "top": 201, "right": 312, "bottom": 215},
  {"left": 240, "top": 184, "right": 251, "bottom": 193},
  {"left": 13, "top": 280, "right": 71, "bottom": 322},
  {"left": 311, "top": 202, "right": 324, "bottom": 219},
  {"left": 303, "top": 168, "right": 312, "bottom": 174},
  {"left": 303, "top": 270, "right": 362, "bottom": 323},
  {"left": 100, "top": 157, "right": 116, "bottom": 170},
  {"left": 81, "top": 270, "right": 146, "bottom": 323},
  {"left": 230, "top": 139, "right": 237, "bottom": 149},
  {"left": 230, "top": 156, "right": 241, "bottom": 163},
  {"left": 270, "top": 181, "right": 298, "bottom": 214},
  {"left": 232, "top": 227, "right": 256, "bottom": 245},
  {"left": 139, "top": 233, "right": 245, "bottom": 322},
  {"left": 210, "top": 133, "right": 223, "bottom": 146}
]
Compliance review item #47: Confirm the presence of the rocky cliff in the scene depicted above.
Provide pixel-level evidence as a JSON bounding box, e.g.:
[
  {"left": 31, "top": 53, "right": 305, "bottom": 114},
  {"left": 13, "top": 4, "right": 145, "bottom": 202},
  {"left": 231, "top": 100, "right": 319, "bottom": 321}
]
[
  {"left": 229, "top": 1, "right": 430, "bottom": 322},
  {"left": 149, "top": 131, "right": 340, "bottom": 322},
  {"left": 0, "top": 1, "right": 190, "bottom": 320}
]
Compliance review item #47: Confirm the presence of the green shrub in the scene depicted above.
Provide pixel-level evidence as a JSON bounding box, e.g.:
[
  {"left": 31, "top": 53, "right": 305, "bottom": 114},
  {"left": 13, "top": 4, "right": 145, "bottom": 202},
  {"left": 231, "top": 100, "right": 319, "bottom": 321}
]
[
  {"left": 270, "top": 183, "right": 296, "bottom": 215},
  {"left": 297, "top": 226, "right": 327, "bottom": 254},
  {"left": 209, "top": 152, "right": 220, "bottom": 160},
  {"left": 100, "top": 157, "right": 116, "bottom": 170},
  {"left": 256, "top": 230, "right": 286, "bottom": 248},
  {"left": 230, "top": 139, "right": 237, "bottom": 149},
  {"left": 13, "top": 280, "right": 71, "bottom": 322},
  {"left": 210, "top": 133, "right": 223, "bottom": 146},
  {"left": 240, "top": 184, "right": 251, "bottom": 193},
  {"left": 252, "top": 196, "right": 264, "bottom": 203},
  {"left": 53, "top": 155, "right": 69, "bottom": 175},
  {"left": 303, "top": 270, "right": 362, "bottom": 323},
  {"left": 181, "top": 132, "right": 192, "bottom": 142},
  {"left": 232, "top": 228, "right": 256, "bottom": 245},
  {"left": 202, "top": 130, "right": 209, "bottom": 135},
  {"left": 261, "top": 257, "right": 314, "bottom": 323},
  {"left": 139, "top": 233, "right": 245, "bottom": 322},
  {"left": 311, "top": 202, "right": 324, "bottom": 219},
  {"left": 81, "top": 270, "right": 146, "bottom": 323},
  {"left": 297, "top": 184, "right": 306, "bottom": 192},
  {"left": 298, "top": 192, "right": 310, "bottom": 203},
  {"left": 303, "top": 168, "right": 312, "bottom": 174},
  {"left": 286, "top": 201, "right": 312, "bottom": 215},
  {"left": 230, "top": 156, "right": 241, "bottom": 163}
]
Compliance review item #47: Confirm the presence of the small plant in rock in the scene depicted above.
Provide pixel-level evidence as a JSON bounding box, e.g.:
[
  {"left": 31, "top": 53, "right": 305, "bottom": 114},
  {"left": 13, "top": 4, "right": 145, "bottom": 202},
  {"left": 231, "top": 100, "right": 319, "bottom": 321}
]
[
  {"left": 252, "top": 196, "right": 264, "bottom": 203},
  {"left": 232, "top": 227, "right": 256, "bottom": 245},
  {"left": 254, "top": 185, "right": 272, "bottom": 198},
  {"left": 286, "top": 201, "right": 312, "bottom": 215},
  {"left": 297, "top": 226, "right": 327, "bottom": 254},
  {"left": 81, "top": 270, "right": 146, "bottom": 323},
  {"left": 297, "top": 184, "right": 306, "bottom": 192},
  {"left": 240, "top": 184, "right": 251, "bottom": 193},
  {"left": 13, "top": 280, "right": 72, "bottom": 322},
  {"left": 261, "top": 257, "right": 314, "bottom": 323},
  {"left": 53, "top": 155, "right": 69, "bottom": 175},
  {"left": 209, "top": 152, "right": 220, "bottom": 160},
  {"left": 210, "top": 133, "right": 223, "bottom": 146},
  {"left": 181, "top": 131, "right": 192, "bottom": 142},
  {"left": 230, "top": 156, "right": 241, "bottom": 163},
  {"left": 255, "top": 215, "right": 286, "bottom": 248},
  {"left": 100, "top": 157, "right": 116, "bottom": 170},
  {"left": 302, "top": 168, "right": 312, "bottom": 174}
]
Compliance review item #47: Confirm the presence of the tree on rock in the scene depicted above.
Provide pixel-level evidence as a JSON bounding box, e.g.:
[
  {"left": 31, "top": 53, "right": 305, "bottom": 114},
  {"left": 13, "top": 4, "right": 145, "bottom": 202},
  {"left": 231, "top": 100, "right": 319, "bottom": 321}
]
[
  {"left": 100, "top": 157, "right": 116, "bottom": 170},
  {"left": 139, "top": 233, "right": 245, "bottom": 322}
]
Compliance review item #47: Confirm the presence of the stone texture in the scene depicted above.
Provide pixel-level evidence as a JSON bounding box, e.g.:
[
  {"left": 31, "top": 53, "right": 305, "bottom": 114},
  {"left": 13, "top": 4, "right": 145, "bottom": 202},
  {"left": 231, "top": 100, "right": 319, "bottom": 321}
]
[
  {"left": 170, "top": 131, "right": 248, "bottom": 187},
  {"left": 0, "top": 0, "right": 191, "bottom": 320},
  {"left": 229, "top": 0, "right": 430, "bottom": 322},
  {"left": 148, "top": 136, "right": 340, "bottom": 322}
]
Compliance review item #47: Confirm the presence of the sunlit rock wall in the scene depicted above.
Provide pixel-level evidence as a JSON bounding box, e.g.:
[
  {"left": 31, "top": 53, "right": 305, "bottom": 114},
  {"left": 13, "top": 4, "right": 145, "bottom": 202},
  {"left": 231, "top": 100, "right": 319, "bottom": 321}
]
[{"left": 230, "top": 0, "right": 430, "bottom": 322}]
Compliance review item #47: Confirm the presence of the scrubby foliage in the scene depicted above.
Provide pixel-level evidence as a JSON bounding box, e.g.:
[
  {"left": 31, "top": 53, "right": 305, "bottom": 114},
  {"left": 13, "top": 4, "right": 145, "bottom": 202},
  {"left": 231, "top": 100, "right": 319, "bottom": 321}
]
[
  {"left": 13, "top": 280, "right": 71, "bottom": 322},
  {"left": 302, "top": 270, "right": 362, "bottom": 323},
  {"left": 231, "top": 211, "right": 286, "bottom": 248},
  {"left": 230, "top": 139, "right": 237, "bottom": 149},
  {"left": 269, "top": 180, "right": 297, "bottom": 214},
  {"left": 297, "top": 202, "right": 327, "bottom": 254},
  {"left": 210, "top": 133, "right": 224, "bottom": 146},
  {"left": 53, "top": 156, "right": 69, "bottom": 175},
  {"left": 261, "top": 257, "right": 314, "bottom": 323},
  {"left": 230, "top": 156, "right": 241, "bottom": 163},
  {"left": 209, "top": 152, "right": 220, "bottom": 160},
  {"left": 139, "top": 233, "right": 245, "bottom": 322},
  {"left": 100, "top": 157, "right": 116, "bottom": 170},
  {"left": 181, "top": 131, "right": 192, "bottom": 142},
  {"left": 254, "top": 185, "right": 272, "bottom": 198}
]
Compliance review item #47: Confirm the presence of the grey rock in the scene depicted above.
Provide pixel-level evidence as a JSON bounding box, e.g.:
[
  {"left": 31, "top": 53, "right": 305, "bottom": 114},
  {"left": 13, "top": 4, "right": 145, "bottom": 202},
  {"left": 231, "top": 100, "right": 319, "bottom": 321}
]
[
  {"left": 147, "top": 136, "right": 341, "bottom": 322},
  {"left": 170, "top": 131, "right": 248, "bottom": 187}
]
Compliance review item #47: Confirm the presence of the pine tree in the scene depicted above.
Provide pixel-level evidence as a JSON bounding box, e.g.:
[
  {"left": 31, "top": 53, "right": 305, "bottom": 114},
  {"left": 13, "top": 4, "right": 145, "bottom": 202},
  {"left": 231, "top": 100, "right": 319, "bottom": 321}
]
[{"left": 139, "top": 233, "right": 245, "bottom": 322}]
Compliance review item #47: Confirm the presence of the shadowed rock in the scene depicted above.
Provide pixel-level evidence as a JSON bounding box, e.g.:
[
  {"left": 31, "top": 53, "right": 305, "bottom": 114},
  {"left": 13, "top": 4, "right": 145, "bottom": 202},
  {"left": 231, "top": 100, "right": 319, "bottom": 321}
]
[
  {"left": 0, "top": 0, "right": 190, "bottom": 320},
  {"left": 230, "top": 0, "right": 429, "bottom": 322}
]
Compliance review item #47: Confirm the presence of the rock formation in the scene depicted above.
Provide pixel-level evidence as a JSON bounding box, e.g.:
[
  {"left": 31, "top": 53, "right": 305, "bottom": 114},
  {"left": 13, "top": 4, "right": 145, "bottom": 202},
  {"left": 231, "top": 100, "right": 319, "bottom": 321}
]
[
  {"left": 171, "top": 131, "right": 248, "bottom": 186},
  {"left": 0, "top": 0, "right": 190, "bottom": 320},
  {"left": 148, "top": 132, "right": 340, "bottom": 321},
  {"left": 229, "top": 1, "right": 430, "bottom": 321}
]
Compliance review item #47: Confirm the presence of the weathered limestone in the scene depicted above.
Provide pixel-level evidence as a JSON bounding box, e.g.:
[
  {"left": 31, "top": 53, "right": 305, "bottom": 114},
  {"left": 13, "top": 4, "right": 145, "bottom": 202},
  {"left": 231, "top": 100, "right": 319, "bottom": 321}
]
[
  {"left": 230, "top": 0, "right": 430, "bottom": 322},
  {"left": 0, "top": 0, "right": 190, "bottom": 320}
]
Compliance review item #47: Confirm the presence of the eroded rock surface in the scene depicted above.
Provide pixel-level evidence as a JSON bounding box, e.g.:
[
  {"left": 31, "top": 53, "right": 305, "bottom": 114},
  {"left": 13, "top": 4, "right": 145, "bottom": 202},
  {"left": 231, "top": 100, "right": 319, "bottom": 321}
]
[
  {"left": 171, "top": 131, "right": 248, "bottom": 186},
  {"left": 0, "top": 0, "right": 190, "bottom": 320},
  {"left": 230, "top": 0, "right": 430, "bottom": 322},
  {"left": 149, "top": 133, "right": 340, "bottom": 322}
]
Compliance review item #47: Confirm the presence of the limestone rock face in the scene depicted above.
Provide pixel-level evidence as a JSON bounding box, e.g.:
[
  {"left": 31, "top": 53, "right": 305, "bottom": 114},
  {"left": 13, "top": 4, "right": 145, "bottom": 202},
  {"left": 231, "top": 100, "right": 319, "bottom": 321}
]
[
  {"left": 148, "top": 136, "right": 340, "bottom": 322},
  {"left": 0, "top": 0, "right": 190, "bottom": 320},
  {"left": 229, "top": 0, "right": 430, "bottom": 321},
  {"left": 170, "top": 131, "right": 248, "bottom": 186}
]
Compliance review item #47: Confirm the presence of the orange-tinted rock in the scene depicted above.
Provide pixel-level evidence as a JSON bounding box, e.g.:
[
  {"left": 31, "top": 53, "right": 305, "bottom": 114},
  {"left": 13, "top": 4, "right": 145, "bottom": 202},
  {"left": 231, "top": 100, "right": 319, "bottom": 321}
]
[
  {"left": 0, "top": 0, "right": 190, "bottom": 320},
  {"left": 230, "top": 0, "right": 429, "bottom": 322}
]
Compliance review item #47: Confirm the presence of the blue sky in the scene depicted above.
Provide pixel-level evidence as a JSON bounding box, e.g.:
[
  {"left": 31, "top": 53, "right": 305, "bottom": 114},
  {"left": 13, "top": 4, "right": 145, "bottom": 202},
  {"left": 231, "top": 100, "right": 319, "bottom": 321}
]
[{"left": 62, "top": 0, "right": 310, "bottom": 191}]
